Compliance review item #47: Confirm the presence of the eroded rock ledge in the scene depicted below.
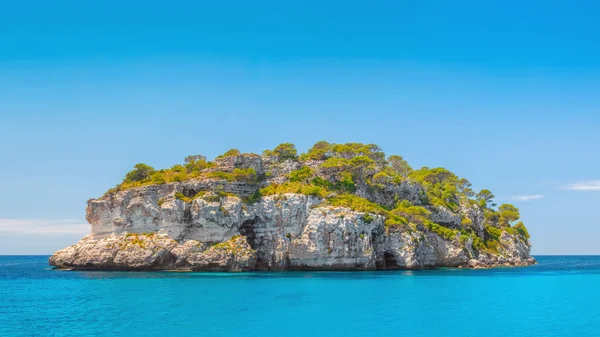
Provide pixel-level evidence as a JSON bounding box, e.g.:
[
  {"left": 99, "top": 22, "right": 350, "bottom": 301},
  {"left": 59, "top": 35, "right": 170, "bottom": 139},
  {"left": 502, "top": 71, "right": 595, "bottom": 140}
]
[{"left": 50, "top": 193, "right": 534, "bottom": 271}]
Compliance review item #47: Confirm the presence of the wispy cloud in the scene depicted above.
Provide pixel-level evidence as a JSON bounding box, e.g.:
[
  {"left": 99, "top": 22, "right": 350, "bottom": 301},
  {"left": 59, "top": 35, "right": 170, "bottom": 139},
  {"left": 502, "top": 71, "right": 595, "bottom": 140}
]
[
  {"left": 562, "top": 180, "right": 600, "bottom": 191},
  {"left": 0, "top": 219, "right": 89, "bottom": 236},
  {"left": 510, "top": 194, "right": 544, "bottom": 201}
]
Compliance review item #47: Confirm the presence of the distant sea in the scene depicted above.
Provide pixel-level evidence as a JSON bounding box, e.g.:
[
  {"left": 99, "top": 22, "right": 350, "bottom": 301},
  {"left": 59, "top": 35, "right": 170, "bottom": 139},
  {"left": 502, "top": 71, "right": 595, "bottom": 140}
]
[{"left": 1, "top": 256, "right": 598, "bottom": 336}]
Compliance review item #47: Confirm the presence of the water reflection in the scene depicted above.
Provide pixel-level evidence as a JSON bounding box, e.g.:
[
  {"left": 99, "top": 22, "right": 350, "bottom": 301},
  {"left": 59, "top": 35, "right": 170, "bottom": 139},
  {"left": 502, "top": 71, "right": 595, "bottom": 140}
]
[{"left": 10, "top": 255, "right": 600, "bottom": 281}]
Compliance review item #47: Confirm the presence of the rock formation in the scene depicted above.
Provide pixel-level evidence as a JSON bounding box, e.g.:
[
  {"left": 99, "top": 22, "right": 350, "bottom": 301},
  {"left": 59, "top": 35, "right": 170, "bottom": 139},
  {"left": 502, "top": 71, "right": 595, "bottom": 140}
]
[{"left": 50, "top": 142, "right": 535, "bottom": 271}]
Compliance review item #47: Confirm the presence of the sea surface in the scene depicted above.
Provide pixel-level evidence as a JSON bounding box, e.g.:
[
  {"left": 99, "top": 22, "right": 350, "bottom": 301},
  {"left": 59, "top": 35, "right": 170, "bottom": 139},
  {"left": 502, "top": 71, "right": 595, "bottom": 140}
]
[{"left": 1, "top": 256, "right": 599, "bottom": 336}]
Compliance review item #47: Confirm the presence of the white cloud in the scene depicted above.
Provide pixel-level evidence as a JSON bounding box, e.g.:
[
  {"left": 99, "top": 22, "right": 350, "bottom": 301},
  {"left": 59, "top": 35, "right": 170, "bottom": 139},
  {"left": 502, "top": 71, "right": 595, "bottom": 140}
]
[
  {"left": 562, "top": 180, "right": 600, "bottom": 191},
  {"left": 511, "top": 194, "right": 544, "bottom": 201},
  {"left": 0, "top": 218, "right": 89, "bottom": 236}
]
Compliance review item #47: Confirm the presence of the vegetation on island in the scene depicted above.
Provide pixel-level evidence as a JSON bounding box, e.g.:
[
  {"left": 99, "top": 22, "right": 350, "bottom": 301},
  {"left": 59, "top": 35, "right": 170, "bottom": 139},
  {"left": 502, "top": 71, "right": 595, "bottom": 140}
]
[{"left": 106, "top": 141, "right": 530, "bottom": 255}]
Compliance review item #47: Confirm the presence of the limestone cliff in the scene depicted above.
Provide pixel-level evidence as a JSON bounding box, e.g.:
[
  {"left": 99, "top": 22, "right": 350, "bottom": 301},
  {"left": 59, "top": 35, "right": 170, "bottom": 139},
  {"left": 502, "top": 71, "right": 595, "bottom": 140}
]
[{"left": 50, "top": 142, "right": 535, "bottom": 271}]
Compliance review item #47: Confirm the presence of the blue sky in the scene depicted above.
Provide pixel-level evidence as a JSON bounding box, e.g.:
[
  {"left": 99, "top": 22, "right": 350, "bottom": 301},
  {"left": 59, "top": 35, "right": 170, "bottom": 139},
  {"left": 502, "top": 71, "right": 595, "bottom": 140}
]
[{"left": 1, "top": 0, "right": 599, "bottom": 254}]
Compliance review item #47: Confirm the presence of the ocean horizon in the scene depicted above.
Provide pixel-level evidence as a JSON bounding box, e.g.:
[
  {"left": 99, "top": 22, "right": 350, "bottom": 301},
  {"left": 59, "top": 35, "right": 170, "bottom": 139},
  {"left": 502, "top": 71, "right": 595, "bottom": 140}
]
[
  {"left": 2, "top": 255, "right": 599, "bottom": 336},
  {"left": 3, "top": 0, "right": 599, "bottom": 335}
]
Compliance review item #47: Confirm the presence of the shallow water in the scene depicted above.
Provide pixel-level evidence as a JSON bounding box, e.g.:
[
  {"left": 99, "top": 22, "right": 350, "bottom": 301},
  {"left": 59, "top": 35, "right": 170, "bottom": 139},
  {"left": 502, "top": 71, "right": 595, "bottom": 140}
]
[{"left": 1, "top": 255, "right": 599, "bottom": 336}]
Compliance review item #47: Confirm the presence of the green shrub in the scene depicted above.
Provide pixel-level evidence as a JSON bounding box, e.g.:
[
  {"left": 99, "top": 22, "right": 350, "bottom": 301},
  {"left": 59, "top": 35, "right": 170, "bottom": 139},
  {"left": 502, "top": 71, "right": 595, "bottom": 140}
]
[
  {"left": 486, "top": 239, "right": 501, "bottom": 253},
  {"left": 219, "top": 148, "right": 241, "bottom": 158},
  {"left": 311, "top": 176, "right": 333, "bottom": 189},
  {"left": 260, "top": 184, "right": 282, "bottom": 196},
  {"left": 264, "top": 143, "right": 298, "bottom": 161},
  {"left": 501, "top": 226, "right": 514, "bottom": 235},
  {"left": 409, "top": 167, "right": 462, "bottom": 211},
  {"left": 372, "top": 171, "right": 393, "bottom": 185},
  {"left": 483, "top": 208, "right": 500, "bottom": 226},
  {"left": 483, "top": 225, "right": 503, "bottom": 253},
  {"left": 485, "top": 225, "right": 503, "bottom": 239},
  {"left": 301, "top": 141, "right": 332, "bottom": 161},
  {"left": 387, "top": 155, "right": 412, "bottom": 177},
  {"left": 476, "top": 189, "right": 496, "bottom": 208},
  {"left": 330, "top": 143, "right": 385, "bottom": 165},
  {"left": 425, "top": 221, "right": 457, "bottom": 241},
  {"left": 151, "top": 172, "right": 167, "bottom": 184},
  {"left": 320, "top": 157, "right": 349, "bottom": 172},
  {"left": 207, "top": 170, "right": 234, "bottom": 181},
  {"left": 384, "top": 216, "right": 408, "bottom": 227},
  {"left": 303, "top": 185, "right": 328, "bottom": 198},
  {"left": 184, "top": 154, "right": 206, "bottom": 163},
  {"left": 327, "top": 194, "right": 387, "bottom": 215},
  {"left": 124, "top": 163, "right": 155, "bottom": 183},
  {"left": 274, "top": 143, "right": 298, "bottom": 160},
  {"left": 391, "top": 200, "right": 431, "bottom": 225},
  {"left": 120, "top": 160, "right": 204, "bottom": 190},
  {"left": 513, "top": 222, "right": 530, "bottom": 239},
  {"left": 472, "top": 236, "right": 486, "bottom": 252},
  {"left": 288, "top": 167, "right": 313, "bottom": 182},
  {"left": 349, "top": 155, "right": 376, "bottom": 170},
  {"left": 334, "top": 171, "right": 356, "bottom": 193},
  {"left": 184, "top": 155, "right": 209, "bottom": 172},
  {"left": 232, "top": 168, "right": 258, "bottom": 183},
  {"left": 320, "top": 155, "right": 375, "bottom": 176},
  {"left": 498, "top": 203, "right": 520, "bottom": 226},
  {"left": 260, "top": 182, "right": 328, "bottom": 199},
  {"left": 175, "top": 192, "right": 192, "bottom": 203},
  {"left": 363, "top": 214, "right": 374, "bottom": 223},
  {"left": 171, "top": 164, "right": 186, "bottom": 173},
  {"left": 177, "top": 173, "right": 190, "bottom": 182}
]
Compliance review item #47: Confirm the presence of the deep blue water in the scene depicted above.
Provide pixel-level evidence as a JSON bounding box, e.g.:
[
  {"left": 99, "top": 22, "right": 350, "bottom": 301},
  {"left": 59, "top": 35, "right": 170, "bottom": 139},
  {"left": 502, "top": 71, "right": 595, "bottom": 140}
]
[{"left": 1, "top": 256, "right": 599, "bottom": 336}]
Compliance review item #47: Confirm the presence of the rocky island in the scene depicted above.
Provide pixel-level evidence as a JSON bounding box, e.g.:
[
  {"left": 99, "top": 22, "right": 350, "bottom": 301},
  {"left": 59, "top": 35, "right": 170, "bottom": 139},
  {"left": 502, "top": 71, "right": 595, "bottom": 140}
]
[{"left": 50, "top": 142, "right": 535, "bottom": 271}]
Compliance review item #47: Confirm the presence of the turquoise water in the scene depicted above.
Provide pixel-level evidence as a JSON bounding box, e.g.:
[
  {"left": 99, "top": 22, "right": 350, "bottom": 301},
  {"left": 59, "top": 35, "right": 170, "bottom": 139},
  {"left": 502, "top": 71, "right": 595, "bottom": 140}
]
[{"left": 1, "top": 256, "right": 599, "bottom": 336}]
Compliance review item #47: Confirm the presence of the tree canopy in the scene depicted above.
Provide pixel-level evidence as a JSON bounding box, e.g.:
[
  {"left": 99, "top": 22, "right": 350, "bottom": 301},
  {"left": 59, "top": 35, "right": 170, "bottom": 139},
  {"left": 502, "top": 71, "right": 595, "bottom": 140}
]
[
  {"left": 111, "top": 142, "right": 525, "bottom": 237},
  {"left": 124, "top": 163, "right": 155, "bottom": 183}
]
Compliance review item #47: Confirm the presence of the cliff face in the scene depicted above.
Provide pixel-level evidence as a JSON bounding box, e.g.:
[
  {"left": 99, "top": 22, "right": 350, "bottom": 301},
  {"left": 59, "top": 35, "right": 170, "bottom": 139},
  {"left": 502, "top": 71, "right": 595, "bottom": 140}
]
[{"left": 50, "top": 148, "right": 535, "bottom": 271}]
